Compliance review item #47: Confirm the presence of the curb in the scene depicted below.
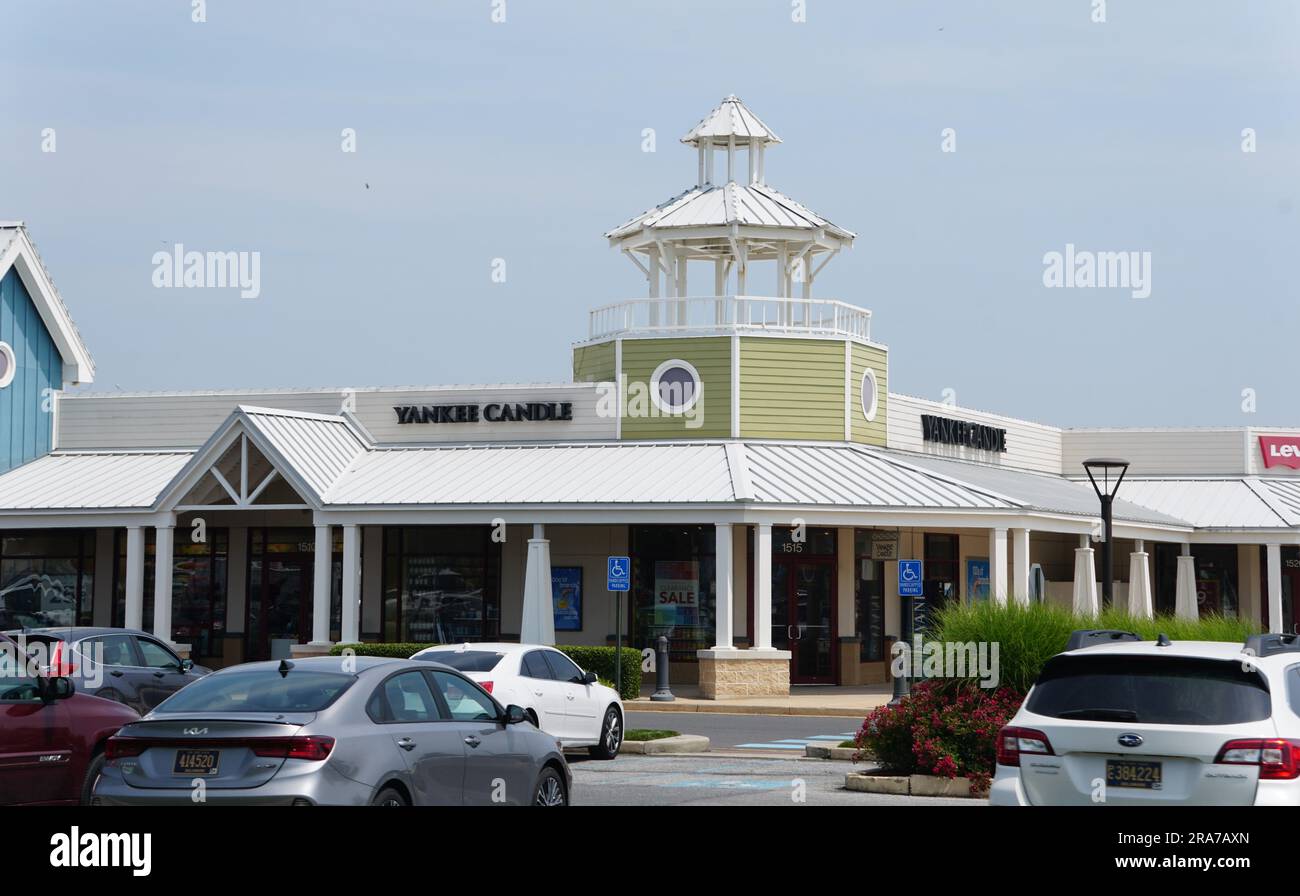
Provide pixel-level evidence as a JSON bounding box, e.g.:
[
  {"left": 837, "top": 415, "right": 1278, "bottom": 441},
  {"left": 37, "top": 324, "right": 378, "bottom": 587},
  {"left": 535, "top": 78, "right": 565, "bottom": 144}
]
[
  {"left": 626, "top": 702, "right": 873, "bottom": 718},
  {"left": 619, "top": 734, "right": 711, "bottom": 754},
  {"left": 844, "top": 771, "right": 986, "bottom": 799}
]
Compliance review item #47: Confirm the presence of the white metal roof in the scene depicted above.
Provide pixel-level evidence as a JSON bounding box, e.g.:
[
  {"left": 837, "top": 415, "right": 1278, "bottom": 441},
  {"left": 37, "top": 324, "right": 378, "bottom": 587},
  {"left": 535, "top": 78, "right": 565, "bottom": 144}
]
[
  {"left": 1117, "top": 478, "right": 1295, "bottom": 529},
  {"left": 0, "top": 451, "right": 191, "bottom": 511},
  {"left": 605, "top": 182, "right": 855, "bottom": 241},
  {"left": 238, "top": 406, "right": 368, "bottom": 499},
  {"left": 327, "top": 442, "right": 737, "bottom": 506},
  {"left": 893, "top": 454, "right": 1190, "bottom": 526},
  {"left": 681, "top": 95, "right": 782, "bottom": 146},
  {"left": 743, "top": 444, "right": 1012, "bottom": 509},
  {"left": 1256, "top": 479, "right": 1300, "bottom": 525}
]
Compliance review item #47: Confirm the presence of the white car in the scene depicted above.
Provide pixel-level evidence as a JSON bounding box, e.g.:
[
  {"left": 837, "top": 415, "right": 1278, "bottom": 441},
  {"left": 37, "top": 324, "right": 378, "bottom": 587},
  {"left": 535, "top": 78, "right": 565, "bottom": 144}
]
[
  {"left": 992, "top": 630, "right": 1300, "bottom": 806},
  {"left": 411, "top": 643, "right": 624, "bottom": 759}
]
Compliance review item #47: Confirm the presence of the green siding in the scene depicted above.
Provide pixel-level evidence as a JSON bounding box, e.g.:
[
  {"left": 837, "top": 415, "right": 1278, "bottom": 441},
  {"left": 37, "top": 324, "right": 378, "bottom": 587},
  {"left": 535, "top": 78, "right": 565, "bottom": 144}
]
[
  {"left": 620, "top": 337, "right": 731, "bottom": 439},
  {"left": 850, "top": 342, "right": 888, "bottom": 446},
  {"left": 739, "top": 337, "right": 844, "bottom": 440},
  {"left": 572, "top": 342, "right": 616, "bottom": 383}
]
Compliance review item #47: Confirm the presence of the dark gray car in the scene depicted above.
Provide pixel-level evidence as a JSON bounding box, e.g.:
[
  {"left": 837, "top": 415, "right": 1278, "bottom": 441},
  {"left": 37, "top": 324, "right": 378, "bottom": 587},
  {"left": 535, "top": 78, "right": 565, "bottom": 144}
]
[
  {"left": 4, "top": 627, "right": 209, "bottom": 716},
  {"left": 91, "top": 656, "right": 571, "bottom": 806}
]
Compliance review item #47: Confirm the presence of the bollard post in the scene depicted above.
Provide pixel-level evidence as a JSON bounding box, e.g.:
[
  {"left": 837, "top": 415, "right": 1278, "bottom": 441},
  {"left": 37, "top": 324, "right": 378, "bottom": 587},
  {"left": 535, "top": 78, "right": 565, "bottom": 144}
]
[{"left": 651, "top": 635, "right": 675, "bottom": 701}]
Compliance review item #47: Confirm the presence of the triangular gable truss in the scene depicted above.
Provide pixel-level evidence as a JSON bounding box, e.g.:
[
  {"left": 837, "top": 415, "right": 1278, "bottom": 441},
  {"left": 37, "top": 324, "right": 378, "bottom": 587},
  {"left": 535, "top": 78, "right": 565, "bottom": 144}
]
[
  {"left": 0, "top": 224, "right": 96, "bottom": 385},
  {"left": 155, "top": 410, "right": 335, "bottom": 512}
]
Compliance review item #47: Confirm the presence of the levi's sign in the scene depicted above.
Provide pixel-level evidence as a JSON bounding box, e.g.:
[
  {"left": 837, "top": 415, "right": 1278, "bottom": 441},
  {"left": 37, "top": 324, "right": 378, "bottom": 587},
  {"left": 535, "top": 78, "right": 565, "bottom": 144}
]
[
  {"left": 395, "top": 402, "right": 573, "bottom": 425},
  {"left": 1259, "top": 435, "right": 1300, "bottom": 470},
  {"left": 920, "top": 414, "right": 1007, "bottom": 453}
]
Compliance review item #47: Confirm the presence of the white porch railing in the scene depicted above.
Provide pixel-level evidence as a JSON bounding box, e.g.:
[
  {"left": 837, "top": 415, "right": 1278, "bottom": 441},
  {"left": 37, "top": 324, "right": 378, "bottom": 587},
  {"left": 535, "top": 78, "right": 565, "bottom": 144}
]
[{"left": 586, "top": 296, "right": 873, "bottom": 343}]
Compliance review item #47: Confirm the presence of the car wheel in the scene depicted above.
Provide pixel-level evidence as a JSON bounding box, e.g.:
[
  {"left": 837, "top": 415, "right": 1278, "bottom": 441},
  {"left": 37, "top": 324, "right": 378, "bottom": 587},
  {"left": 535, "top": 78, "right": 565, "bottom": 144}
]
[
  {"left": 587, "top": 705, "right": 622, "bottom": 760},
  {"left": 372, "top": 786, "right": 409, "bottom": 806},
  {"left": 81, "top": 752, "right": 106, "bottom": 805},
  {"left": 533, "top": 768, "right": 567, "bottom": 806}
]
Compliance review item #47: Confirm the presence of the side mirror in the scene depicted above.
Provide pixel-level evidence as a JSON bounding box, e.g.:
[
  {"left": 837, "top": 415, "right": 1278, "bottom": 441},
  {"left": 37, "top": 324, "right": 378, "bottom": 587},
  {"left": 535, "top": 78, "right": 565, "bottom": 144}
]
[
  {"left": 581, "top": 671, "right": 598, "bottom": 685},
  {"left": 503, "top": 704, "right": 528, "bottom": 725},
  {"left": 38, "top": 676, "right": 75, "bottom": 702},
  {"left": 180, "top": 658, "right": 194, "bottom": 673}
]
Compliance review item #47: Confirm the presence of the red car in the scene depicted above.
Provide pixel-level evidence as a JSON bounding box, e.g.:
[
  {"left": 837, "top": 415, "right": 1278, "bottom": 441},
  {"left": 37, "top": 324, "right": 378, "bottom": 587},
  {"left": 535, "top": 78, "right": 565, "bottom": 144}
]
[{"left": 0, "top": 632, "right": 139, "bottom": 805}]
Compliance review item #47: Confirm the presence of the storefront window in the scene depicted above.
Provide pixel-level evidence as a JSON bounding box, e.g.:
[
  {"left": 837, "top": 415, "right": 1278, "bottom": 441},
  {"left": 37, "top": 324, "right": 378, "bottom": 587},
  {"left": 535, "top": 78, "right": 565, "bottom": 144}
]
[
  {"left": 382, "top": 527, "right": 501, "bottom": 644},
  {"left": 630, "top": 526, "right": 716, "bottom": 662},
  {"left": 0, "top": 530, "right": 94, "bottom": 628},
  {"left": 854, "top": 530, "right": 885, "bottom": 662},
  {"left": 113, "top": 529, "right": 228, "bottom": 660}
]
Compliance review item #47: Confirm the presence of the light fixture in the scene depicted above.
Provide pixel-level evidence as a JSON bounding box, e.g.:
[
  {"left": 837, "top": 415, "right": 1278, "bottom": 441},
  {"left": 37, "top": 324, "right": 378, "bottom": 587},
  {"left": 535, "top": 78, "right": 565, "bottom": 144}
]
[{"left": 1082, "top": 457, "right": 1130, "bottom": 607}]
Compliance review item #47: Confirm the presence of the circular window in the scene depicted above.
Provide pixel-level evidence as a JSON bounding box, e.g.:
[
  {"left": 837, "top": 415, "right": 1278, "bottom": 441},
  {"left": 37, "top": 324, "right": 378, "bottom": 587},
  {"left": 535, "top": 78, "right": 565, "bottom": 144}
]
[
  {"left": 650, "top": 359, "right": 702, "bottom": 414},
  {"left": 0, "top": 342, "right": 14, "bottom": 389},
  {"left": 860, "top": 368, "right": 879, "bottom": 422}
]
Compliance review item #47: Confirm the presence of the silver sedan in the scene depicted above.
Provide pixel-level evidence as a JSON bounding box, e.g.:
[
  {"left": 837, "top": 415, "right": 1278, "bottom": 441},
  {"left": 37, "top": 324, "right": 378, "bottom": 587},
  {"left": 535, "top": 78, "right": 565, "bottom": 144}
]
[{"left": 92, "top": 655, "right": 571, "bottom": 806}]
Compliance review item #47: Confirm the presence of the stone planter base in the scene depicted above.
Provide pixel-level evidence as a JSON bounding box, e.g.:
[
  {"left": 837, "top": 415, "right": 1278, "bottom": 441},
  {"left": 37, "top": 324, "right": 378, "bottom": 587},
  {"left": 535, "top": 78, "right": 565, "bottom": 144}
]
[
  {"left": 618, "top": 735, "right": 710, "bottom": 754},
  {"left": 289, "top": 642, "right": 335, "bottom": 659},
  {"left": 845, "top": 772, "right": 985, "bottom": 799},
  {"left": 695, "top": 648, "right": 792, "bottom": 699},
  {"left": 805, "top": 744, "right": 862, "bottom": 761}
]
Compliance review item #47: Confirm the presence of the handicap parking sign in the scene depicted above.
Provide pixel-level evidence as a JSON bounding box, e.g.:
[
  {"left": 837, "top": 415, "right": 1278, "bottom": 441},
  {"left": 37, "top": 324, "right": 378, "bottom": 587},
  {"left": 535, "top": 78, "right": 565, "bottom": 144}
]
[
  {"left": 898, "top": 559, "right": 923, "bottom": 597},
  {"left": 607, "top": 556, "right": 631, "bottom": 592}
]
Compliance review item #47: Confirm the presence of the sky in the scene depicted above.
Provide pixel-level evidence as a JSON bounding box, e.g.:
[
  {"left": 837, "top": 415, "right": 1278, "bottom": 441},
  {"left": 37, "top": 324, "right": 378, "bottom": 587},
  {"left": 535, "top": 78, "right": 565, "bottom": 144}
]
[{"left": 2, "top": 0, "right": 1297, "bottom": 427}]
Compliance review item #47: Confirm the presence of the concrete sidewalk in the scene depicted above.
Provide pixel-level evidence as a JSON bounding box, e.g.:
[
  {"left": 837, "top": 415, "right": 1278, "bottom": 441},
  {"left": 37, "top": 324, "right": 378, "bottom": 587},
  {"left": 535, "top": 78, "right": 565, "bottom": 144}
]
[{"left": 627, "top": 684, "right": 892, "bottom": 717}]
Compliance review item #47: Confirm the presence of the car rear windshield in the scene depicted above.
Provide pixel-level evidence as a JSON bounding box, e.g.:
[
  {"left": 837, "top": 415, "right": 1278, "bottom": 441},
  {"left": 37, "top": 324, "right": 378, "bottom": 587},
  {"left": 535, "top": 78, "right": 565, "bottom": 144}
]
[
  {"left": 414, "top": 650, "right": 504, "bottom": 673},
  {"left": 156, "top": 670, "right": 354, "bottom": 714},
  {"left": 1026, "top": 655, "right": 1272, "bottom": 726}
]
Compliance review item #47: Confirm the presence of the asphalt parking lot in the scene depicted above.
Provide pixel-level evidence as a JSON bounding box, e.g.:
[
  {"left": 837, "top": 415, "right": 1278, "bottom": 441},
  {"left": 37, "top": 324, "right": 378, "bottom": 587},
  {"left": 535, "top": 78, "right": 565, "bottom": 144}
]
[
  {"left": 569, "top": 753, "right": 983, "bottom": 806},
  {"left": 625, "top": 710, "right": 864, "bottom": 752}
]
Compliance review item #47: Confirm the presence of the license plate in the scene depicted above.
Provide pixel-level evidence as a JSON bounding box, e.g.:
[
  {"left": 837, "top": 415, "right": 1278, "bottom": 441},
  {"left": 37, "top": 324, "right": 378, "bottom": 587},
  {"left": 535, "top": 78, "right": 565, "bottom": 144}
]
[
  {"left": 173, "top": 748, "right": 220, "bottom": 776},
  {"left": 1106, "top": 758, "right": 1162, "bottom": 790}
]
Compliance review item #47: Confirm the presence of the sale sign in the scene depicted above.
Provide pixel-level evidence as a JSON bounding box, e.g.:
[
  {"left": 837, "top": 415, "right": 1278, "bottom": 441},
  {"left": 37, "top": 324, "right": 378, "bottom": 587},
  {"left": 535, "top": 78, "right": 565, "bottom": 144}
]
[{"left": 1259, "top": 435, "right": 1300, "bottom": 470}]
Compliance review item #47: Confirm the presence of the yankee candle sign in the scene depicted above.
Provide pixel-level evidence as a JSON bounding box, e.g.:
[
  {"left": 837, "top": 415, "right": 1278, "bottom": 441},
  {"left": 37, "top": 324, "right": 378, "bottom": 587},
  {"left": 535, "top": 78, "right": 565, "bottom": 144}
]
[
  {"left": 1260, "top": 435, "right": 1300, "bottom": 470},
  {"left": 395, "top": 402, "right": 574, "bottom": 424}
]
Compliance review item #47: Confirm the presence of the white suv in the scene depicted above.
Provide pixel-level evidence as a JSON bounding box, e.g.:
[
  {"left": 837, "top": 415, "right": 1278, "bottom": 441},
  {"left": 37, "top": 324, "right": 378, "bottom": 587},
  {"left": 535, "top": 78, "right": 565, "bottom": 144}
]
[{"left": 991, "top": 630, "right": 1300, "bottom": 806}]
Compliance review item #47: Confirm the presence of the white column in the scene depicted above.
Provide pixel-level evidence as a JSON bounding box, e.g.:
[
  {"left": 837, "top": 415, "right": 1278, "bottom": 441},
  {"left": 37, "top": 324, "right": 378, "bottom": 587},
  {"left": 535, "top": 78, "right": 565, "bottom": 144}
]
[
  {"left": 311, "top": 524, "right": 333, "bottom": 645},
  {"left": 1073, "top": 544, "right": 1099, "bottom": 616},
  {"left": 341, "top": 524, "right": 361, "bottom": 643},
  {"left": 753, "top": 523, "right": 773, "bottom": 650},
  {"left": 989, "top": 527, "right": 1008, "bottom": 605},
  {"left": 521, "top": 524, "right": 555, "bottom": 645},
  {"left": 713, "top": 523, "right": 734, "bottom": 649},
  {"left": 152, "top": 523, "right": 175, "bottom": 643},
  {"left": 1174, "top": 547, "right": 1198, "bottom": 620},
  {"left": 1127, "top": 549, "right": 1154, "bottom": 619},
  {"left": 1267, "top": 543, "right": 1283, "bottom": 634},
  {"left": 1011, "top": 528, "right": 1030, "bottom": 606},
  {"left": 124, "top": 526, "right": 145, "bottom": 631}
]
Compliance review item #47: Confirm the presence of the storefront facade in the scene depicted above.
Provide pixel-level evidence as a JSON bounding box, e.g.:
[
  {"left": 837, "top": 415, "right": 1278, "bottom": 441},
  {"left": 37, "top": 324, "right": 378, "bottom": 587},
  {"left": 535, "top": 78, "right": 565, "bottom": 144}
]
[{"left": 3, "top": 99, "right": 1300, "bottom": 696}]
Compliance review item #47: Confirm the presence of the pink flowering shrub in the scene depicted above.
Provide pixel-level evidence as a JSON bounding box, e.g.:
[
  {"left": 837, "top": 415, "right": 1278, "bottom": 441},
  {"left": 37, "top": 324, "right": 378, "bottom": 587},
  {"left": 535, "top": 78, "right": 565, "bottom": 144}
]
[{"left": 855, "top": 680, "right": 1024, "bottom": 794}]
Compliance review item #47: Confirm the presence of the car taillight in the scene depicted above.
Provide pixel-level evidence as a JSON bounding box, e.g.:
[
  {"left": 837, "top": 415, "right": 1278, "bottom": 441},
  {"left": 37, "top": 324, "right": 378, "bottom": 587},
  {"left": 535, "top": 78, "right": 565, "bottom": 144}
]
[
  {"left": 480, "top": 680, "right": 494, "bottom": 694},
  {"left": 996, "top": 726, "right": 1054, "bottom": 767},
  {"left": 251, "top": 736, "right": 335, "bottom": 761},
  {"left": 1215, "top": 739, "right": 1300, "bottom": 780},
  {"left": 105, "top": 737, "right": 147, "bottom": 760}
]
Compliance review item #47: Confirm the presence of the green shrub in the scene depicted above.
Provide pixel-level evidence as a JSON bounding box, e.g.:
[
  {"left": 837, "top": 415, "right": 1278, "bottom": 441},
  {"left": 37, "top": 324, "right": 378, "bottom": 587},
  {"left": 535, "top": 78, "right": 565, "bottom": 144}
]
[
  {"left": 556, "top": 646, "right": 642, "bottom": 701},
  {"left": 930, "top": 602, "right": 1261, "bottom": 694},
  {"left": 328, "top": 642, "right": 642, "bottom": 700},
  {"left": 625, "top": 729, "right": 678, "bottom": 742}
]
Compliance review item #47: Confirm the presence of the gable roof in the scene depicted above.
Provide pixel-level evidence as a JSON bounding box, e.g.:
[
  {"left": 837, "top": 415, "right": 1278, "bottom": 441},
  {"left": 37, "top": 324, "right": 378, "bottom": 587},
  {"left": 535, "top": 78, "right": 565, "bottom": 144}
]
[{"left": 0, "top": 223, "right": 95, "bottom": 384}]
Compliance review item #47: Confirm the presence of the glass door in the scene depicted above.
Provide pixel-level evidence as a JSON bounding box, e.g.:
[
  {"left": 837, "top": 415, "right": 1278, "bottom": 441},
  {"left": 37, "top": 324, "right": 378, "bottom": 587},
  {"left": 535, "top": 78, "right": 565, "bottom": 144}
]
[
  {"left": 772, "top": 559, "right": 837, "bottom": 684},
  {"left": 246, "top": 528, "right": 318, "bottom": 661}
]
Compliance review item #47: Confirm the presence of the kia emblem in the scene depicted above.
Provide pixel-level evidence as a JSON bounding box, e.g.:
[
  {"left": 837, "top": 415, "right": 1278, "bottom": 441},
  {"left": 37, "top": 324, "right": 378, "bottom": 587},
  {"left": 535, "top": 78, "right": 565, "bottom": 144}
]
[
  {"left": 183, "top": 727, "right": 208, "bottom": 736},
  {"left": 1118, "top": 733, "right": 1143, "bottom": 748}
]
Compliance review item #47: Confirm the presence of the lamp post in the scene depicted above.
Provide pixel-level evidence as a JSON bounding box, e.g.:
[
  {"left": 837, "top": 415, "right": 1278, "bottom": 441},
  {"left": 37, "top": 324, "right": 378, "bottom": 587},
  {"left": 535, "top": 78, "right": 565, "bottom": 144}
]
[{"left": 1082, "top": 457, "right": 1130, "bottom": 608}]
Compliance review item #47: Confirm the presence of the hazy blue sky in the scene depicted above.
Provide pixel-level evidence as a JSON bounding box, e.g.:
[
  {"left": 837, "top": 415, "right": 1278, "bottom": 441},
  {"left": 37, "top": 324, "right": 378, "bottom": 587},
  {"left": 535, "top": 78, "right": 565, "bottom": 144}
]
[{"left": 3, "top": 1, "right": 1297, "bottom": 426}]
